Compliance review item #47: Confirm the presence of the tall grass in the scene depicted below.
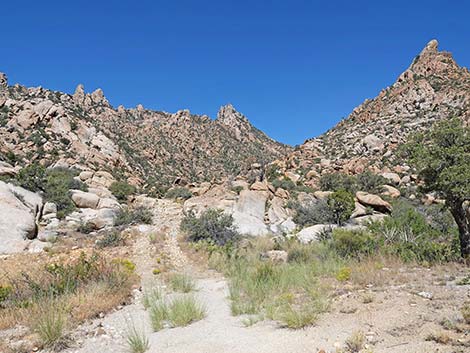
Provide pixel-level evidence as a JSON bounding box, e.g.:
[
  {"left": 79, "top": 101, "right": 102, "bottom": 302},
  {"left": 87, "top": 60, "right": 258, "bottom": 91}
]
[
  {"left": 149, "top": 301, "right": 169, "bottom": 331},
  {"left": 142, "top": 286, "right": 163, "bottom": 309},
  {"left": 168, "top": 296, "right": 206, "bottom": 327},
  {"left": 147, "top": 295, "right": 206, "bottom": 330},
  {"left": 126, "top": 322, "right": 149, "bottom": 353},
  {"left": 211, "top": 238, "right": 338, "bottom": 328},
  {"left": 168, "top": 273, "right": 196, "bottom": 293},
  {"left": 33, "top": 300, "right": 68, "bottom": 350}
]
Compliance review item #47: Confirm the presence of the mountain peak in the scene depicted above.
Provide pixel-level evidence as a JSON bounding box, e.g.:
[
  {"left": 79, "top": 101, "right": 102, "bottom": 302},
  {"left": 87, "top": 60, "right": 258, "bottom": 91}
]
[
  {"left": 216, "top": 104, "right": 249, "bottom": 126},
  {"left": 420, "top": 39, "right": 439, "bottom": 55},
  {"left": 0, "top": 72, "right": 8, "bottom": 90}
]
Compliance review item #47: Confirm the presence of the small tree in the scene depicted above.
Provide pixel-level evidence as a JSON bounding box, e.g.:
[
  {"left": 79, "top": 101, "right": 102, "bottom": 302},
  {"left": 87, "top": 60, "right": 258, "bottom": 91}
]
[
  {"left": 327, "top": 189, "right": 355, "bottom": 225},
  {"left": 180, "top": 208, "right": 239, "bottom": 245},
  {"left": 405, "top": 118, "right": 470, "bottom": 257},
  {"left": 110, "top": 181, "right": 136, "bottom": 202}
]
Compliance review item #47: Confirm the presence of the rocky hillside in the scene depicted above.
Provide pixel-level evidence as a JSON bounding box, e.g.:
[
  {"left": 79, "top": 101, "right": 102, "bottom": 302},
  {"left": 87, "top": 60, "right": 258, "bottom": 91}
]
[
  {"left": 0, "top": 76, "right": 290, "bottom": 192},
  {"left": 276, "top": 39, "right": 470, "bottom": 185}
]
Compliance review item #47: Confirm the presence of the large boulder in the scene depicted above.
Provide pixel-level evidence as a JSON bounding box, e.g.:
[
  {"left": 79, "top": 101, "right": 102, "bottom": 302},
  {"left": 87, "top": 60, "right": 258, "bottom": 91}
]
[
  {"left": 0, "top": 181, "right": 42, "bottom": 254},
  {"left": 71, "top": 190, "right": 100, "bottom": 209},
  {"left": 381, "top": 185, "right": 401, "bottom": 198},
  {"left": 297, "top": 224, "right": 336, "bottom": 243},
  {"left": 233, "top": 190, "right": 269, "bottom": 236},
  {"left": 356, "top": 191, "right": 392, "bottom": 213},
  {"left": 0, "top": 161, "right": 17, "bottom": 177},
  {"left": 381, "top": 172, "right": 401, "bottom": 185}
]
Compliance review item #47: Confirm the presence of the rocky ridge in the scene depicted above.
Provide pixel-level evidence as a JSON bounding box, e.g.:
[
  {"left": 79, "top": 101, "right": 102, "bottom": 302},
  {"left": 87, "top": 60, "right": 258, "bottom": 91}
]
[
  {"left": 274, "top": 39, "right": 470, "bottom": 186},
  {"left": 0, "top": 75, "right": 290, "bottom": 191}
]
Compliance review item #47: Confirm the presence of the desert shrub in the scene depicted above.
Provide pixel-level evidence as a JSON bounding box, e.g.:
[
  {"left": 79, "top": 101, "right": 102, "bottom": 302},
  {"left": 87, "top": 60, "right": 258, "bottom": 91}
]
[
  {"left": 345, "top": 330, "right": 365, "bottom": 352},
  {"left": 461, "top": 302, "right": 470, "bottom": 324},
  {"left": 290, "top": 190, "right": 354, "bottom": 227},
  {"left": 0, "top": 285, "right": 13, "bottom": 306},
  {"left": 336, "top": 267, "right": 352, "bottom": 281},
  {"left": 331, "top": 228, "right": 378, "bottom": 259},
  {"left": 142, "top": 287, "right": 163, "bottom": 309},
  {"left": 96, "top": 230, "right": 126, "bottom": 248},
  {"left": 265, "top": 164, "right": 282, "bottom": 182},
  {"left": 356, "top": 171, "right": 387, "bottom": 193},
  {"left": 109, "top": 181, "right": 136, "bottom": 202},
  {"left": 114, "top": 206, "right": 153, "bottom": 226},
  {"left": 16, "top": 165, "right": 87, "bottom": 217},
  {"left": 290, "top": 199, "right": 335, "bottom": 227},
  {"left": 16, "top": 162, "right": 46, "bottom": 191},
  {"left": 1, "top": 252, "right": 136, "bottom": 333},
  {"left": 327, "top": 190, "right": 355, "bottom": 225},
  {"left": 367, "top": 199, "right": 459, "bottom": 262},
  {"left": 77, "top": 221, "right": 95, "bottom": 234},
  {"left": 272, "top": 178, "right": 296, "bottom": 191},
  {"left": 319, "top": 173, "right": 357, "bottom": 193},
  {"left": 180, "top": 208, "right": 239, "bottom": 245},
  {"left": 45, "top": 168, "right": 87, "bottom": 217},
  {"left": 149, "top": 300, "right": 169, "bottom": 331},
  {"left": 231, "top": 186, "right": 244, "bottom": 194},
  {"left": 165, "top": 187, "right": 192, "bottom": 200}
]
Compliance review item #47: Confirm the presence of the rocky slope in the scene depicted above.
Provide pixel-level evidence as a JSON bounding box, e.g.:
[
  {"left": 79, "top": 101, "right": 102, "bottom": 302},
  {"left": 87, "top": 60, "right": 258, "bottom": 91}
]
[
  {"left": 276, "top": 39, "right": 470, "bottom": 185},
  {"left": 0, "top": 76, "right": 290, "bottom": 191}
]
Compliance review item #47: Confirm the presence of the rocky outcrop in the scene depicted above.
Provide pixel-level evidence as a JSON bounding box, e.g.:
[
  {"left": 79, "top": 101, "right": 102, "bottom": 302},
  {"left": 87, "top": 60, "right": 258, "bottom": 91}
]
[
  {"left": 356, "top": 191, "right": 392, "bottom": 213},
  {"left": 271, "top": 40, "right": 470, "bottom": 190},
  {"left": 0, "top": 181, "right": 42, "bottom": 253}
]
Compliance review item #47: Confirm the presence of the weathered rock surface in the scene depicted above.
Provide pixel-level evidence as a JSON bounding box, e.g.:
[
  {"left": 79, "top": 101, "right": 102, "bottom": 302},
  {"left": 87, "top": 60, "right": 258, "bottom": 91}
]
[
  {"left": 0, "top": 181, "right": 42, "bottom": 253},
  {"left": 71, "top": 190, "right": 100, "bottom": 209},
  {"left": 356, "top": 191, "right": 392, "bottom": 213},
  {"left": 297, "top": 224, "right": 336, "bottom": 243}
]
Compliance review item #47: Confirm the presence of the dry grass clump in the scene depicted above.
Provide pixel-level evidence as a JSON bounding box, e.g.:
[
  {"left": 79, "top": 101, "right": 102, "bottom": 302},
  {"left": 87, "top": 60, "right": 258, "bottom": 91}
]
[
  {"left": 167, "top": 272, "right": 196, "bottom": 293},
  {"left": 147, "top": 295, "right": 206, "bottom": 331},
  {"left": 0, "top": 251, "right": 137, "bottom": 337},
  {"left": 345, "top": 330, "right": 366, "bottom": 352},
  {"left": 461, "top": 302, "right": 470, "bottom": 324},
  {"left": 32, "top": 300, "right": 69, "bottom": 350},
  {"left": 126, "top": 322, "right": 150, "bottom": 353},
  {"left": 167, "top": 295, "right": 206, "bottom": 327},
  {"left": 220, "top": 239, "right": 331, "bottom": 329}
]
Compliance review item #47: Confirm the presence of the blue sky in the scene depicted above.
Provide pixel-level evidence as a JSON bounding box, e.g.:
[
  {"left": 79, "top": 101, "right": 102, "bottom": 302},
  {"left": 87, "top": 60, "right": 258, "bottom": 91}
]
[{"left": 3, "top": 1, "right": 469, "bottom": 145}]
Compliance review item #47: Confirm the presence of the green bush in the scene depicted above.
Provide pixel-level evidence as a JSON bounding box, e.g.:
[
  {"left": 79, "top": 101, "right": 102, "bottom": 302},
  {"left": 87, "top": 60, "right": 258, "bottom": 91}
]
[
  {"left": 109, "top": 181, "right": 136, "bottom": 202},
  {"left": 180, "top": 208, "right": 239, "bottom": 245},
  {"left": 265, "top": 164, "right": 282, "bottom": 182},
  {"left": 165, "top": 187, "right": 192, "bottom": 200},
  {"left": 272, "top": 178, "right": 296, "bottom": 191},
  {"left": 45, "top": 168, "right": 87, "bottom": 217},
  {"left": 367, "top": 199, "right": 459, "bottom": 262},
  {"left": 96, "top": 230, "right": 126, "bottom": 248},
  {"left": 114, "top": 206, "right": 153, "bottom": 226},
  {"left": 356, "top": 171, "right": 387, "bottom": 193},
  {"left": 231, "top": 186, "right": 244, "bottom": 194},
  {"left": 16, "top": 163, "right": 46, "bottom": 192},
  {"left": 319, "top": 173, "right": 357, "bottom": 193},
  {"left": 331, "top": 228, "right": 378, "bottom": 259},
  {"left": 290, "top": 199, "right": 335, "bottom": 227},
  {"left": 16, "top": 165, "right": 87, "bottom": 218},
  {"left": 327, "top": 190, "right": 355, "bottom": 225}
]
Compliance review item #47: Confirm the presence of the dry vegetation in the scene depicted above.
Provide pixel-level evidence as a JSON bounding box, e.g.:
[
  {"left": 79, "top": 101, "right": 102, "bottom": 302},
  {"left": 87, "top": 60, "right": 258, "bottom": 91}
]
[{"left": 0, "top": 235, "right": 139, "bottom": 351}]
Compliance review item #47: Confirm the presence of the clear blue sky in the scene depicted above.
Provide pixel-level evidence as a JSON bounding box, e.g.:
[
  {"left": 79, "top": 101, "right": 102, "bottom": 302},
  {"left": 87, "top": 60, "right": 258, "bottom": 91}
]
[{"left": 3, "top": 1, "right": 469, "bottom": 145}]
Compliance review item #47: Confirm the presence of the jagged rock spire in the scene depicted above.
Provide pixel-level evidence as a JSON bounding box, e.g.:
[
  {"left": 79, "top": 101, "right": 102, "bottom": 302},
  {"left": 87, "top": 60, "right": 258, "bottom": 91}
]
[{"left": 0, "top": 72, "right": 8, "bottom": 90}]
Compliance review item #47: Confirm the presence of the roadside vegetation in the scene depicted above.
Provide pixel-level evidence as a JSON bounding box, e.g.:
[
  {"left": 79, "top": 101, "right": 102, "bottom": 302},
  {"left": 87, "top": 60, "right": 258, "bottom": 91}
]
[{"left": 0, "top": 252, "right": 138, "bottom": 349}]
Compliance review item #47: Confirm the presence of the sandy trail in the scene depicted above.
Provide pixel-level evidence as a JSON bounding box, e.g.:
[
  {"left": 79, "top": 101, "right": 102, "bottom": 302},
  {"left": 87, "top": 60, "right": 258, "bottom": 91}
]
[{"left": 65, "top": 200, "right": 468, "bottom": 353}]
